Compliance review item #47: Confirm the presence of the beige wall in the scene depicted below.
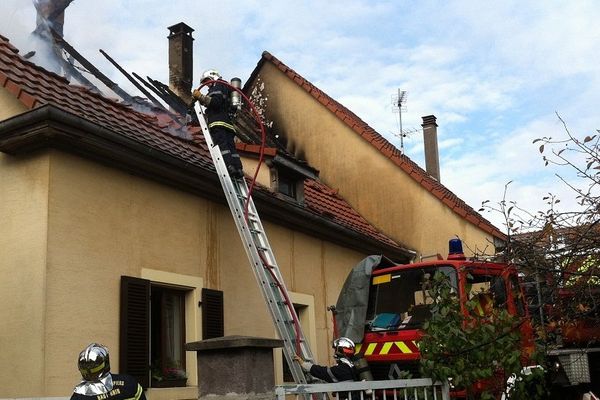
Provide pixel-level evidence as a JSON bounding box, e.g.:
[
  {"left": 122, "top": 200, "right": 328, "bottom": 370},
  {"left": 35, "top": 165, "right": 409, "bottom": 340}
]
[
  {"left": 0, "top": 152, "right": 50, "bottom": 397},
  {"left": 0, "top": 87, "right": 27, "bottom": 120},
  {"left": 239, "top": 156, "right": 271, "bottom": 188},
  {"left": 252, "top": 63, "right": 496, "bottom": 258},
  {"left": 0, "top": 149, "right": 368, "bottom": 396}
]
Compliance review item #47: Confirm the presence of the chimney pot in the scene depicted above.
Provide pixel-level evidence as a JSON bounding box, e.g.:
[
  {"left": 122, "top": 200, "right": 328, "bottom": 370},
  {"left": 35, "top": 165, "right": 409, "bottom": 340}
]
[
  {"left": 168, "top": 22, "right": 194, "bottom": 104},
  {"left": 421, "top": 115, "right": 441, "bottom": 182}
]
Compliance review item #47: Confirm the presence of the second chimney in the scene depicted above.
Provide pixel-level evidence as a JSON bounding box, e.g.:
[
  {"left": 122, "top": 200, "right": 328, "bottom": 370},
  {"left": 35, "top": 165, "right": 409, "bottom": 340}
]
[
  {"left": 421, "top": 115, "right": 441, "bottom": 182},
  {"left": 168, "top": 22, "right": 194, "bottom": 104}
]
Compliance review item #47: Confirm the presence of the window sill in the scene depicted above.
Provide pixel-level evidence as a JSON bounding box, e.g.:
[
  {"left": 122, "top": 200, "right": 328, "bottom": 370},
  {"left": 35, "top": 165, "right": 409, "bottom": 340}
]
[
  {"left": 145, "top": 385, "right": 197, "bottom": 400},
  {"left": 152, "top": 378, "right": 187, "bottom": 388}
]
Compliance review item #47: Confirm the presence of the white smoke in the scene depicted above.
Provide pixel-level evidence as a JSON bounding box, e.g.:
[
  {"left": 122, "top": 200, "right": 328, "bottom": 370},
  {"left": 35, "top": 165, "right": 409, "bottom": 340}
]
[{"left": 0, "top": 1, "right": 76, "bottom": 74}]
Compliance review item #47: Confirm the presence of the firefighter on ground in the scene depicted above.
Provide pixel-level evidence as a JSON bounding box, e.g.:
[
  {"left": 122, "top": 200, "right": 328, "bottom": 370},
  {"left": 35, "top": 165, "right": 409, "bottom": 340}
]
[
  {"left": 192, "top": 69, "right": 244, "bottom": 179},
  {"left": 294, "top": 337, "right": 358, "bottom": 393},
  {"left": 70, "top": 343, "right": 146, "bottom": 400}
]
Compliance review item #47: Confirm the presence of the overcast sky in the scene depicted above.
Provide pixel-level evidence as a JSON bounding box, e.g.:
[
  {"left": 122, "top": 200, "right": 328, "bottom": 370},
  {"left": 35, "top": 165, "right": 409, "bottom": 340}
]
[{"left": 2, "top": 0, "right": 599, "bottom": 231}]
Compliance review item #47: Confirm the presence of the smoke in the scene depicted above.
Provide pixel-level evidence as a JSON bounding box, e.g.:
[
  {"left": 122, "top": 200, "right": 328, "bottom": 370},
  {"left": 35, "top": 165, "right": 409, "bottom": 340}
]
[{"left": 0, "top": 1, "right": 75, "bottom": 75}]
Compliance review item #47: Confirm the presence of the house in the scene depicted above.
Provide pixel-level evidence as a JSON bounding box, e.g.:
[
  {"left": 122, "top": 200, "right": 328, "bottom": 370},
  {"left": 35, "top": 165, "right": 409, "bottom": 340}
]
[
  {"left": 244, "top": 52, "right": 505, "bottom": 258},
  {"left": 0, "top": 30, "right": 413, "bottom": 399}
]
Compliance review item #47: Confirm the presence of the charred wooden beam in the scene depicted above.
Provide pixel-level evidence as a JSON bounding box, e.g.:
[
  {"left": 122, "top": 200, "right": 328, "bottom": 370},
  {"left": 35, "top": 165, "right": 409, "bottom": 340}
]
[
  {"left": 50, "top": 29, "right": 134, "bottom": 103},
  {"left": 50, "top": 43, "right": 99, "bottom": 92},
  {"left": 99, "top": 49, "right": 165, "bottom": 110},
  {"left": 131, "top": 73, "right": 197, "bottom": 124},
  {"left": 146, "top": 76, "right": 189, "bottom": 115},
  {"left": 143, "top": 76, "right": 185, "bottom": 113}
]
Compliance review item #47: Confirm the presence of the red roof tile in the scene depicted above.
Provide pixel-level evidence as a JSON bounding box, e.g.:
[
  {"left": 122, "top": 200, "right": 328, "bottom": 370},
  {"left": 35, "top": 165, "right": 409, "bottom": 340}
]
[
  {"left": 0, "top": 35, "right": 410, "bottom": 254},
  {"left": 236, "top": 143, "right": 277, "bottom": 157},
  {"left": 258, "top": 51, "right": 505, "bottom": 239}
]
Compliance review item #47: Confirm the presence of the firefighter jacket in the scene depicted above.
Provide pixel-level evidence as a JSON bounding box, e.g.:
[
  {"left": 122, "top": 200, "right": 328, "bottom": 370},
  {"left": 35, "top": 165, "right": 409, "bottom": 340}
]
[
  {"left": 309, "top": 361, "right": 355, "bottom": 383},
  {"left": 304, "top": 358, "right": 358, "bottom": 400},
  {"left": 205, "top": 79, "right": 236, "bottom": 133},
  {"left": 70, "top": 374, "right": 146, "bottom": 400}
]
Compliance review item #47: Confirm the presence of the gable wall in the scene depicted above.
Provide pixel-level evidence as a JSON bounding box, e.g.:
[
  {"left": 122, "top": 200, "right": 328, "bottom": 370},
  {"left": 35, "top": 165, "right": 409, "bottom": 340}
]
[{"left": 253, "top": 63, "right": 496, "bottom": 257}]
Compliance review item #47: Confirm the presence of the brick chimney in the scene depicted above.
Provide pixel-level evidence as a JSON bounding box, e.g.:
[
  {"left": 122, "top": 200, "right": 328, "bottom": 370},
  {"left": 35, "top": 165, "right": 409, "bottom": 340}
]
[
  {"left": 168, "top": 22, "right": 194, "bottom": 104},
  {"left": 421, "top": 115, "right": 441, "bottom": 182},
  {"left": 33, "top": 0, "right": 73, "bottom": 38}
]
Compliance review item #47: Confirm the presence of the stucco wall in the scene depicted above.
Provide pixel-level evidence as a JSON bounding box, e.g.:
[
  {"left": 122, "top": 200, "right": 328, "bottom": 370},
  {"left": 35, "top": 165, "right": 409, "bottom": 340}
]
[
  {"left": 0, "top": 148, "right": 367, "bottom": 396},
  {"left": 0, "top": 152, "right": 50, "bottom": 397},
  {"left": 253, "top": 63, "right": 496, "bottom": 257},
  {"left": 0, "top": 87, "right": 27, "bottom": 120}
]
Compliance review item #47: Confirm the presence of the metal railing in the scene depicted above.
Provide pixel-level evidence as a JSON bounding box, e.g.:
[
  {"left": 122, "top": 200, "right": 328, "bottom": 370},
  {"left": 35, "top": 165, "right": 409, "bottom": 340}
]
[{"left": 275, "top": 378, "right": 450, "bottom": 400}]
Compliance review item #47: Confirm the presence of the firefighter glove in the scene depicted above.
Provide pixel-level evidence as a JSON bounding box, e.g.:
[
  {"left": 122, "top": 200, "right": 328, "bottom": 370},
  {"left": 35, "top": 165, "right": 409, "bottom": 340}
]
[{"left": 192, "top": 90, "right": 212, "bottom": 107}]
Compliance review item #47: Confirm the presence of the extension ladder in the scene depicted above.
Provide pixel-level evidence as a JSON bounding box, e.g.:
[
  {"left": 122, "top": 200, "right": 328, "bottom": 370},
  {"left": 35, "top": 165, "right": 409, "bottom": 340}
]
[{"left": 193, "top": 102, "right": 314, "bottom": 384}]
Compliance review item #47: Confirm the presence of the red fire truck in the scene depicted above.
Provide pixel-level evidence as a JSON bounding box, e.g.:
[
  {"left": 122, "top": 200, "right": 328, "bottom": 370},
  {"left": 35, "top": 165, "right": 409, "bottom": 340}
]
[{"left": 352, "top": 239, "right": 599, "bottom": 396}]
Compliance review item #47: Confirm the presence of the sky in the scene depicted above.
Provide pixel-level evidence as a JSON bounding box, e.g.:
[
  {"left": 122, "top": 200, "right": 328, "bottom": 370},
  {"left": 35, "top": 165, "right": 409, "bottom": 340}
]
[{"left": 2, "top": 0, "right": 599, "bottom": 231}]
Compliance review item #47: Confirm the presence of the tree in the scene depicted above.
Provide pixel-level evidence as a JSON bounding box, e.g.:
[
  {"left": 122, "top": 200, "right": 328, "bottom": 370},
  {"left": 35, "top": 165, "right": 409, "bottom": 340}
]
[
  {"left": 419, "top": 272, "right": 546, "bottom": 399},
  {"left": 479, "top": 114, "right": 600, "bottom": 395}
]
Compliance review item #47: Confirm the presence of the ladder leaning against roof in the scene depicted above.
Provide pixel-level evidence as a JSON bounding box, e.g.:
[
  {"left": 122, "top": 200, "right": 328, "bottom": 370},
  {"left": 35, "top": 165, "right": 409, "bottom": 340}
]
[{"left": 192, "top": 102, "right": 315, "bottom": 384}]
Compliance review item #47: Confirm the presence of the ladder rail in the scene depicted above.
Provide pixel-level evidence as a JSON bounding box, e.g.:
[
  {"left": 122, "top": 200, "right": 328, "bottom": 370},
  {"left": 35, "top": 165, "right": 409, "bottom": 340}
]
[{"left": 193, "top": 102, "right": 314, "bottom": 383}]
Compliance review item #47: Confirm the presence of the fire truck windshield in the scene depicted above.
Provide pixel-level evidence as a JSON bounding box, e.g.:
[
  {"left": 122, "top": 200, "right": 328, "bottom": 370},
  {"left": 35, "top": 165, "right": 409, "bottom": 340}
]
[{"left": 365, "top": 266, "right": 457, "bottom": 331}]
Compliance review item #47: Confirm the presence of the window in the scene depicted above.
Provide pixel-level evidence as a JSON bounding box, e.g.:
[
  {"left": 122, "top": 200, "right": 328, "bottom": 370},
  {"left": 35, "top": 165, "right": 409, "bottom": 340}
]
[
  {"left": 271, "top": 168, "right": 304, "bottom": 202},
  {"left": 150, "top": 286, "right": 187, "bottom": 387},
  {"left": 465, "top": 271, "right": 507, "bottom": 316},
  {"left": 282, "top": 304, "right": 306, "bottom": 383},
  {"left": 366, "top": 266, "right": 457, "bottom": 331},
  {"left": 278, "top": 174, "right": 297, "bottom": 198},
  {"left": 274, "top": 292, "right": 316, "bottom": 385},
  {"left": 120, "top": 275, "right": 201, "bottom": 389}
]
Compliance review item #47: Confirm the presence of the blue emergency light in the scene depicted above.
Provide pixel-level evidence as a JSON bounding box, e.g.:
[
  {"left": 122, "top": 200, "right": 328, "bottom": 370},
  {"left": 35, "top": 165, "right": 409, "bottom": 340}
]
[{"left": 448, "top": 238, "right": 465, "bottom": 260}]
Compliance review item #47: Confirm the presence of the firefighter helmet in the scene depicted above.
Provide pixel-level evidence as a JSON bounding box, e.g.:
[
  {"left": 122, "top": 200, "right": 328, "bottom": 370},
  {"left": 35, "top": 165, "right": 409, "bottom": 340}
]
[
  {"left": 78, "top": 343, "right": 111, "bottom": 381},
  {"left": 201, "top": 69, "right": 222, "bottom": 83},
  {"left": 74, "top": 343, "right": 114, "bottom": 395},
  {"left": 332, "top": 337, "right": 355, "bottom": 359}
]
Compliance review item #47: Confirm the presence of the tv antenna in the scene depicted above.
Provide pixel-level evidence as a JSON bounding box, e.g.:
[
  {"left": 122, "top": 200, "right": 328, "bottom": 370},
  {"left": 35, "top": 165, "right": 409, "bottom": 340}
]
[{"left": 391, "top": 89, "right": 417, "bottom": 153}]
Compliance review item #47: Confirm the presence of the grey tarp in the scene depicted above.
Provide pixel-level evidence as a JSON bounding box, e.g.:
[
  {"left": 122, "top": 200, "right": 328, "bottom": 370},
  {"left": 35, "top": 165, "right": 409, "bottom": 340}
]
[{"left": 334, "top": 255, "right": 382, "bottom": 343}]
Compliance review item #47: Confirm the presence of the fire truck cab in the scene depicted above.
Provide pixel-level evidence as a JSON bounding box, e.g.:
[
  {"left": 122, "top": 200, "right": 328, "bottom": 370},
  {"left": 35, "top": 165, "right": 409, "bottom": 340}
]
[{"left": 358, "top": 240, "right": 534, "bottom": 381}]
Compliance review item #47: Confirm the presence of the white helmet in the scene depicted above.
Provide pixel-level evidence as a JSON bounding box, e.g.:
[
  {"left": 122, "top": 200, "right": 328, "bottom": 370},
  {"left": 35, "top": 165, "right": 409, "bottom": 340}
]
[
  {"left": 201, "top": 69, "right": 221, "bottom": 84},
  {"left": 332, "top": 337, "right": 355, "bottom": 359}
]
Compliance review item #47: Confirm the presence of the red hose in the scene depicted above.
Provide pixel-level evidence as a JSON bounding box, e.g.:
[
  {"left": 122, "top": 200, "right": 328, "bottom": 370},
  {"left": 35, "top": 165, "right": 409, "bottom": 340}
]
[{"left": 197, "top": 79, "right": 303, "bottom": 354}]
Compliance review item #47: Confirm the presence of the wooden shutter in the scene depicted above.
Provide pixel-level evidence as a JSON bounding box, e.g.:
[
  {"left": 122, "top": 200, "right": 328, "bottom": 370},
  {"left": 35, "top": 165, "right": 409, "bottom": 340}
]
[
  {"left": 120, "top": 276, "right": 150, "bottom": 389},
  {"left": 202, "top": 288, "right": 224, "bottom": 339}
]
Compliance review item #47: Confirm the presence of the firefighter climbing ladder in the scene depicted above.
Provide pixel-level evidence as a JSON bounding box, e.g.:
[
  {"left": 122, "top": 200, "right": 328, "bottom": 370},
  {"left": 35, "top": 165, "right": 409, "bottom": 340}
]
[{"left": 193, "top": 102, "right": 314, "bottom": 384}]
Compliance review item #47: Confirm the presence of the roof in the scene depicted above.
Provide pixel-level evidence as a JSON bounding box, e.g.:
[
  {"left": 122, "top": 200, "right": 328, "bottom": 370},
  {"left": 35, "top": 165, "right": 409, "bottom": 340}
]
[
  {"left": 249, "top": 51, "right": 505, "bottom": 240},
  {"left": 0, "top": 34, "right": 413, "bottom": 260}
]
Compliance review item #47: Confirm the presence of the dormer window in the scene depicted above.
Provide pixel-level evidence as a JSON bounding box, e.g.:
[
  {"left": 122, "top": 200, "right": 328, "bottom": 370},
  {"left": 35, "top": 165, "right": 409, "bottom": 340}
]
[
  {"left": 271, "top": 168, "right": 304, "bottom": 202},
  {"left": 268, "top": 155, "right": 318, "bottom": 203}
]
